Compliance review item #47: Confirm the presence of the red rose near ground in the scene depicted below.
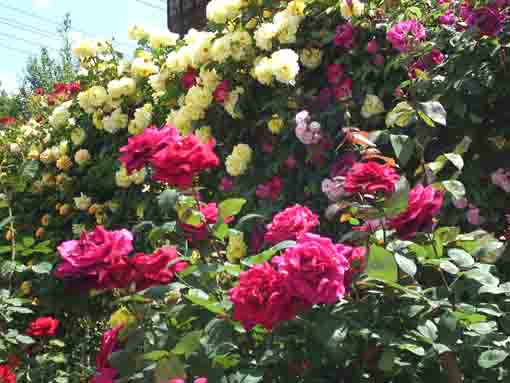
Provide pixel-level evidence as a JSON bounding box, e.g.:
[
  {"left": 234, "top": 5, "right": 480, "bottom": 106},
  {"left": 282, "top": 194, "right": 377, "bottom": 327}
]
[{"left": 26, "top": 316, "right": 59, "bottom": 337}]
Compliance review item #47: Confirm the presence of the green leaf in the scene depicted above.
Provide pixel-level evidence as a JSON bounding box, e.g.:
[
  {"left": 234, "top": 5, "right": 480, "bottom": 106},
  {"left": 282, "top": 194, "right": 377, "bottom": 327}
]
[
  {"left": 448, "top": 249, "right": 474, "bottom": 268},
  {"left": 444, "top": 153, "right": 464, "bottom": 171},
  {"left": 235, "top": 214, "right": 266, "bottom": 230},
  {"left": 390, "top": 135, "right": 414, "bottom": 166},
  {"left": 386, "top": 101, "right": 415, "bottom": 128},
  {"left": 366, "top": 245, "right": 398, "bottom": 283},
  {"left": 157, "top": 189, "right": 179, "bottom": 214},
  {"left": 172, "top": 330, "right": 202, "bottom": 358},
  {"left": 418, "top": 101, "right": 447, "bottom": 126},
  {"left": 417, "top": 320, "right": 438, "bottom": 342},
  {"left": 16, "top": 334, "right": 35, "bottom": 345},
  {"left": 213, "top": 223, "right": 229, "bottom": 240},
  {"left": 218, "top": 198, "right": 246, "bottom": 220},
  {"left": 378, "top": 349, "right": 396, "bottom": 372},
  {"left": 478, "top": 350, "right": 508, "bottom": 369},
  {"left": 186, "top": 289, "right": 225, "bottom": 315},
  {"left": 440, "top": 261, "right": 459, "bottom": 275},
  {"left": 22, "top": 161, "right": 39, "bottom": 179},
  {"left": 154, "top": 355, "right": 186, "bottom": 383},
  {"left": 22, "top": 237, "right": 35, "bottom": 248},
  {"left": 0, "top": 216, "right": 13, "bottom": 231},
  {"left": 384, "top": 177, "right": 409, "bottom": 217},
  {"left": 441, "top": 180, "right": 466, "bottom": 200},
  {"left": 242, "top": 241, "right": 296, "bottom": 266},
  {"left": 31, "top": 262, "right": 53, "bottom": 274},
  {"left": 394, "top": 253, "right": 417, "bottom": 277}
]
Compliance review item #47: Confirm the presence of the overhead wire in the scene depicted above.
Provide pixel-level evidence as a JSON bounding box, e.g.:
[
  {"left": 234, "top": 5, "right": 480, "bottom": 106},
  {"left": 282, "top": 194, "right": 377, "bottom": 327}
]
[
  {"left": 134, "top": 0, "right": 166, "bottom": 12},
  {"left": 0, "top": 31, "right": 57, "bottom": 51},
  {"left": 0, "top": 40, "right": 36, "bottom": 56}
]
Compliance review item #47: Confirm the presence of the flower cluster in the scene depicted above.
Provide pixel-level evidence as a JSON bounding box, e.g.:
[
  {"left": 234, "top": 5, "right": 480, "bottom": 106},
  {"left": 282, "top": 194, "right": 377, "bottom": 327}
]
[{"left": 55, "top": 226, "right": 188, "bottom": 291}]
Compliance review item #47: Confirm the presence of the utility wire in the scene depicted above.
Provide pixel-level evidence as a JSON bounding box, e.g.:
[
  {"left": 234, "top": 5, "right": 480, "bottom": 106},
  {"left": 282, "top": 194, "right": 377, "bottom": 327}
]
[
  {"left": 0, "top": 31, "right": 57, "bottom": 51},
  {"left": 134, "top": 0, "right": 166, "bottom": 12},
  {"left": 0, "top": 40, "right": 35, "bottom": 56},
  {"left": 0, "top": 17, "right": 57, "bottom": 39}
]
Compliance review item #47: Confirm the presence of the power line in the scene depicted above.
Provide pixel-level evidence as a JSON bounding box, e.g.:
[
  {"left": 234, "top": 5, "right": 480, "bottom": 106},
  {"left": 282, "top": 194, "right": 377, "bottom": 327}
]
[
  {"left": 0, "top": 17, "right": 57, "bottom": 39},
  {"left": 0, "top": 40, "right": 36, "bottom": 56},
  {"left": 0, "top": 2, "right": 134, "bottom": 49},
  {"left": 134, "top": 0, "right": 166, "bottom": 12},
  {"left": 0, "top": 31, "right": 57, "bottom": 51}
]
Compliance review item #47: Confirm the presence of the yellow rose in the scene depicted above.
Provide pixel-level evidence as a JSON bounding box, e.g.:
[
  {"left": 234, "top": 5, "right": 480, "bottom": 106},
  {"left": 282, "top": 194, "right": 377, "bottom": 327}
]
[
  {"left": 361, "top": 94, "right": 385, "bottom": 118},
  {"left": 56, "top": 156, "right": 73, "bottom": 171},
  {"left": 340, "top": 0, "right": 364, "bottom": 18},
  {"left": 267, "top": 116, "right": 285, "bottom": 134}
]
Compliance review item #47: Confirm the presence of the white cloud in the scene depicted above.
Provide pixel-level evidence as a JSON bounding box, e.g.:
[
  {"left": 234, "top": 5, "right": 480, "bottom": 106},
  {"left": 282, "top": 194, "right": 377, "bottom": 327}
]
[{"left": 33, "top": 0, "right": 50, "bottom": 9}]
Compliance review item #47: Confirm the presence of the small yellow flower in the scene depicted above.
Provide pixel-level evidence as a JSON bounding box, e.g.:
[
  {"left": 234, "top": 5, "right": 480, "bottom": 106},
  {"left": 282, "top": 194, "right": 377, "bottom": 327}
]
[
  {"left": 109, "top": 307, "right": 137, "bottom": 328},
  {"left": 56, "top": 155, "right": 73, "bottom": 171},
  {"left": 267, "top": 115, "right": 285, "bottom": 134}
]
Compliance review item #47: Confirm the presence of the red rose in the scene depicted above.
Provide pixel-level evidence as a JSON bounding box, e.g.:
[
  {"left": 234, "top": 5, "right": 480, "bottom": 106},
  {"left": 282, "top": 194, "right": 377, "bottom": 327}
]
[
  {"left": 0, "top": 365, "right": 15, "bottom": 383},
  {"left": 333, "top": 77, "right": 353, "bottom": 101},
  {"left": 180, "top": 70, "right": 198, "bottom": 90},
  {"left": 344, "top": 161, "right": 400, "bottom": 196},
  {"left": 0, "top": 117, "right": 16, "bottom": 126},
  {"left": 26, "top": 316, "right": 59, "bottom": 337},
  {"left": 89, "top": 368, "right": 118, "bottom": 383},
  {"left": 119, "top": 125, "right": 180, "bottom": 173},
  {"left": 387, "top": 184, "right": 443, "bottom": 239},
  {"left": 181, "top": 202, "right": 219, "bottom": 241},
  {"left": 337, "top": 245, "right": 366, "bottom": 288},
  {"left": 327, "top": 64, "right": 344, "bottom": 85},
  {"left": 151, "top": 134, "right": 220, "bottom": 188},
  {"left": 229, "top": 263, "right": 303, "bottom": 330},
  {"left": 264, "top": 204, "right": 319, "bottom": 244},
  {"left": 213, "top": 80, "right": 231, "bottom": 103},
  {"left": 131, "top": 247, "right": 188, "bottom": 290}
]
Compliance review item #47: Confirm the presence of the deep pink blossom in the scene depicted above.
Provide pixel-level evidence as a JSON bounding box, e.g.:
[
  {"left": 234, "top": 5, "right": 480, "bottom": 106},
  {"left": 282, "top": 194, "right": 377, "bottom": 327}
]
[
  {"left": 256, "top": 176, "right": 283, "bottom": 201},
  {"left": 491, "top": 168, "right": 510, "bottom": 192},
  {"left": 219, "top": 177, "right": 234, "bottom": 192},
  {"left": 344, "top": 161, "right": 400, "bottom": 196},
  {"left": 373, "top": 54, "right": 385, "bottom": 66},
  {"left": 96, "top": 326, "right": 122, "bottom": 370},
  {"left": 181, "top": 70, "right": 198, "bottom": 90},
  {"left": 213, "top": 80, "right": 231, "bottom": 103},
  {"left": 55, "top": 226, "right": 134, "bottom": 290},
  {"left": 181, "top": 202, "right": 221, "bottom": 241},
  {"left": 272, "top": 233, "right": 350, "bottom": 305},
  {"left": 333, "top": 77, "right": 353, "bottom": 101},
  {"left": 367, "top": 39, "right": 378, "bottom": 54},
  {"left": 387, "top": 185, "right": 444, "bottom": 239},
  {"left": 151, "top": 134, "right": 220, "bottom": 188},
  {"left": 264, "top": 204, "right": 319, "bottom": 244},
  {"left": 229, "top": 263, "right": 304, "bottom": 330},
  {"left": 89, "top": 368, "right": 118, "bottom": 383},
  {"left": 330, "top": 152, "right": 359, "bottom": 178},
  {"left": 327, "top": 64, "right": 345, "bottom": 85},
  {"left": 131, "top": 247, "right": 188, "bottom": 290},
  {"left": 337, "top": 245, "right": 366, "bottom": 288},
  {"left": 439, "top": 9, "right": 457, "bottom": 25},
  {"left": 334, "top": 23, "right": 356, "bottom": 49},
  {"left": 119, "top": 125, "right": 180, "bottom": 173},
  {"left": 387, "top": 20, "right": 426, "bottom": 52}
]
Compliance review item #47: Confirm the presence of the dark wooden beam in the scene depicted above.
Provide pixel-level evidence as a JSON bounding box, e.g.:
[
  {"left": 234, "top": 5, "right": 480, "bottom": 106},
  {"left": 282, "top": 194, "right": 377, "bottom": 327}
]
[{"left": 167, "top": 0, "right": 208, "bottom": 34}]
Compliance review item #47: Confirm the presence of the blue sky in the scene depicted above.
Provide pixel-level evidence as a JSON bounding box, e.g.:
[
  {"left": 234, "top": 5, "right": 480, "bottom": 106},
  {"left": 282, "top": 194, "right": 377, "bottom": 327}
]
[{"left": 0, "top": 0, "right": 168, "bottom": 92}]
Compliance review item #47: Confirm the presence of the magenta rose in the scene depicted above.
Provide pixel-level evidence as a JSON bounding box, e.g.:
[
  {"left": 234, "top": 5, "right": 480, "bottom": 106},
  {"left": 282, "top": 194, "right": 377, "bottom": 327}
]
[
  {"left": 96, "top": 326, "right": 122, "bottom": 370},
  {"left": 439, "top": 9, "right": 457, "bottom": 25},
  {"left": 387, "top": 20, "right": 426, "bottom": 52},
  {"left": 131, "top": 247, "right": 188, "bottom": 290},
  {"left": 327, "top": 64, "right": 344, "bottom": 85},
  {"left": 330, "top": 152, "right": 359, "bottom": 178},
  {"left": 256, "top": 176, "right": 283, "bottom": 201},
  {"left": 119, "top": 125, "right": 180, "bottom": 173},
  {"left": 180, "top": 70, "right": 198, "bottom": 90},
  {"left": 387, "top": 184, "right": 444, "bottom": 239},
  {"left": 151, "top": 134, "right": 220, "bottom": 188},
  {"left": 334, "top": 22, "right": 355, "bottom": 49},
  {"left": 181, "top": 202, "right": 226, "bottom": 242},
  {"left": 55, "top": 226, "right": 134, "bottom": 289},
  {"left": 344, "top": 161, "right": 400, "bottom": 196},
  {"left": 272, "top": 233, "right": 350, "bottom": 305},
  {"left": 333, "top": 77, "right": 353, "bottom": 101},
  {"left": 463, "top": 4, "right": 504, "bottom": 36},
  {"left": 229, "top": 262, "right": 303, "bottom": 330},
  {"left": 337, "top": 245, "right": 366, "bottom": 288},
  {"left": 264, "top": 204, "right": 320, "bottom": 244},
  {"left": 213, "top": 80, "right": 231, "bottom": 103}
]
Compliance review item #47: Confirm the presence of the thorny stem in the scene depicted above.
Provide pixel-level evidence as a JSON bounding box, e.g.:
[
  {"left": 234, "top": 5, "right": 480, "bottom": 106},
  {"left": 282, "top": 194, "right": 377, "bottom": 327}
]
[{"left": 8, "top": 201, "right": 16, "bottom": 292}]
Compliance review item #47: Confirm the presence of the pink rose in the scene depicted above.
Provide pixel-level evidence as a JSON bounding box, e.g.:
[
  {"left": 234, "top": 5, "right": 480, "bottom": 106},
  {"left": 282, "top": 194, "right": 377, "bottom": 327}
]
[
  {"left": 89, "top": 368, "right": 118, "bottom": 383},
  {"left": 295, "top": 121, "right": 322, "bottom": 145},
  {"left": 151, "top": 134, "right": 220, "bottom": 188},
  {"left": 284, "top": 155, "right": 297, "bottom": 169},
  {"left": 181, "top": 70, "right": 198, "bottom": 90},
  {"left": 466, "top": 207, "right": 484, "bottom": 226},
  {"left": 439, "top": 9, "right": 457, "bottom": 25},
  {"left": 219, "top": 177, "right": 234, "bottom": 192},
  {"left": 194, "top": 378, "right": 208, "bottom": 383},
  {"left": 96, "top": 326, "right": 122, "bottom": 370},
  {"left": 272, "top": 233, "right": 350, "bottom": 305},
  {"left": 338, "top": 245, "right": 366, "bottom": 288},
  {"left": 322, "top": 178, "right": 346, "bottom": 201},
  {"left": 373, "top": 54, "right": 385, "bottom": 66},
  {"left": 387, "top": 20, "right": 426, "bottom": 52},
  {"left": 264, "top": 204, "right": 320, "bottom": 244},
  {"left": 181, "top": 202, "right": 221, "bottom": 241},
  {"left": 229, "top": 263, "right": 303, "bottom": 330},
  {"left": 256, "top": 176, "right": 283, "bottom": 201},
  {"left": 333, "top": 77, "right": 353, "bottom": 101},
  {"left": 452, "top": 197, "right": 468, "bottom": 209},
  {"left": 344, "top": 161, "right": 400, "bottom": 196},
  {"left": 213, "top": 80, "right": 231, "bottom": 103},
  {"left": 387, "top": 185, "right": 443, "bottom": 239},
  {"left": 295, "top": 110, "right": 310, "bottom": 126},
  {"left": 55, "top": 226, "right": 134, "bottom": 290},
  {"left": 327, "top": 64, "right": 344, "bottom": 85},
  {"left": 334, "top": 22, "right": 356, "bottom": 49},
  {"left": 119, "top": 125, "right": 180, "bottom": 173},
  {"left": 330, "top": 152, "right": 360, "bottom": 178},
  {"left": 491, "top": 168, "right": 510, "bottom": 192},
  {"left": 367, "top": 39, "right": 378, "bottom": 54}
]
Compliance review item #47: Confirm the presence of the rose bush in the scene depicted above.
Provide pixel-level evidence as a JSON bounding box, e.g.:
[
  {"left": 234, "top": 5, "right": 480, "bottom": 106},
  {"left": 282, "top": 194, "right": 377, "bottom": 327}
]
[{"left": 0, "top": 0, "right": 510, "bottom": 382}]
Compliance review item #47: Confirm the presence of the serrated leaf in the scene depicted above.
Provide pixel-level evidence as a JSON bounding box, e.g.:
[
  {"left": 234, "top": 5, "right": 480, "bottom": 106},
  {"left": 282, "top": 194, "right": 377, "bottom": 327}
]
[
  {"left": 418, "top": 101, "right": 447, "bottom": 126},
  {"left": 366, "top": 245, "right": 398, "bottom": 283},
  {"left": 448, "top": 248, "right": 474, "bottom": 268},
  {"left": 394, "top": 253, "right": 417, "bottom": 277},
  {"left": 478, "top": 350, "right": 508, "bottom": 369},
  {"left": 242, "top": 241, "right": 296, "bottom": 266},
  {"left": 390, "top": 135, "right": 414, "bottom": 166},
  {"left": 218, "top": 199, "right": 246, "bottom": 220}
]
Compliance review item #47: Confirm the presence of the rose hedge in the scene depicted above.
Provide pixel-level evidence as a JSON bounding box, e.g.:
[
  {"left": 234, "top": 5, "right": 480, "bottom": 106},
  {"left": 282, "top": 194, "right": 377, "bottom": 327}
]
[{"left": 1, "top": 0, "right": 510, "bottom": 382}]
